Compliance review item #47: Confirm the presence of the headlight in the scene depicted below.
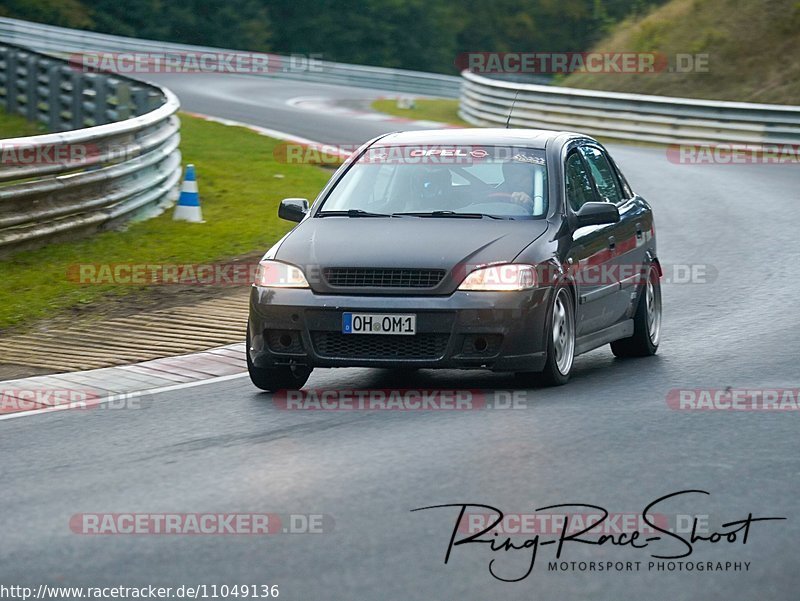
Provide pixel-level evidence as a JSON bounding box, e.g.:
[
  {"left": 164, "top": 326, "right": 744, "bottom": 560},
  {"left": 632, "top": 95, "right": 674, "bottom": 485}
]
[
  {"left": 458, "top": 264, "right": 536, "bottom": 291},
  {"left": 253, "top": 260, "right": 309, "bottom": 288}
]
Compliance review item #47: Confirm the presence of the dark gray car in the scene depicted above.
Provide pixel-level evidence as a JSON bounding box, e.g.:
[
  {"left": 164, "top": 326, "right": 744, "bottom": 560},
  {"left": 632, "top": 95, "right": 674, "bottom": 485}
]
[{"left": 247, "top": 129, "right": 662, "bottom": 389}]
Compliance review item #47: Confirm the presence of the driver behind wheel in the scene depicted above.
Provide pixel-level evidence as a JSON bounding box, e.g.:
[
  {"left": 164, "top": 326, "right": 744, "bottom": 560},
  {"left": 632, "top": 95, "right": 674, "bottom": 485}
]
[{"left": 496, "top": 161, "right": 535, "bottom": 212}]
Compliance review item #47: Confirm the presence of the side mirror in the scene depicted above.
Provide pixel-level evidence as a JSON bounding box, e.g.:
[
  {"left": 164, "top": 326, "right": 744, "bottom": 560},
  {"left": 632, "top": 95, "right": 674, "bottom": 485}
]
[
  {"left": 278, "top": 198, "right": 309, "bottom": 223},
  {"left": 575, "top": 201, "right": 619, "bottom": 228}
]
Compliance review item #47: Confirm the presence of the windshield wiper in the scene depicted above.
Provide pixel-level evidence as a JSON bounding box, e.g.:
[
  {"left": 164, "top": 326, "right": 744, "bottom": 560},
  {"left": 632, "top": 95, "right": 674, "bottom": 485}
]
[
  {"left": 317, "top": 209, "right": 390, "bottom": 217},
  {"left": 392, "top": 211, "right": 504, "bottom": 219}
]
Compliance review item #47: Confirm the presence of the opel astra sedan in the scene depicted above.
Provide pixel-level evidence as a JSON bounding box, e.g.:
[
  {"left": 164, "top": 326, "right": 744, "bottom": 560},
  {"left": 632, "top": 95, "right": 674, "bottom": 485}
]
[{"left": 247, "top": 129, "right": 661, "bottom": 390}]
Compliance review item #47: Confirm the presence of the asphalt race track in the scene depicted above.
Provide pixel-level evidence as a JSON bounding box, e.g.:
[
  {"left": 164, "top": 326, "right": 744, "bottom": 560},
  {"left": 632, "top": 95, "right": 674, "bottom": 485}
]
[{"left": 2, "top": 72, "right": 799, "bottom": 600}]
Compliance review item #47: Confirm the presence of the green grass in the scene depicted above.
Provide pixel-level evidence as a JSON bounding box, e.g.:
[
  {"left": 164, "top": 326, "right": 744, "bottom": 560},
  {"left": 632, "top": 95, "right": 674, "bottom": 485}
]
[
  {"left": 0, "top": 113, "right": 332, "bottom": 331},
  {"left": 0, "top": 110, "right": 46, "bottom": 138},
  {"left": 371, "top": 98, "right": 469, "bottom": 126},
  {"left": 562, "top": 0, "right": 800, "bottom": 104}
]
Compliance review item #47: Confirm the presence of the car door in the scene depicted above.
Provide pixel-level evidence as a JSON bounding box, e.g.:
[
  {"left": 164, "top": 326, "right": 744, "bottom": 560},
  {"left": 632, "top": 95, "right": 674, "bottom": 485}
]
[
  {"left": 564, "top": 148, "right": 619, "bottom": 336},
  {"left": 579, "top": 144, "right": 644, "bottom": 326}
]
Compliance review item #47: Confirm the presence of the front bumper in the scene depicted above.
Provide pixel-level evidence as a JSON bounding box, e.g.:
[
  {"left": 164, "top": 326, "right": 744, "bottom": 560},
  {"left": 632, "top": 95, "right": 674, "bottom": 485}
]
[{"left": 248, "top": 286, "right": 552, "bottom": 372}]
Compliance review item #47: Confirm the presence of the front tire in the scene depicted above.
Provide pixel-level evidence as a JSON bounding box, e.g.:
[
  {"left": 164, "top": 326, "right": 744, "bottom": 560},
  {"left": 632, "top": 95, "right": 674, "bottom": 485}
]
[
  {"left": 611, "top": 264, "right": 661, "bottom": 358},
  {"left": 540, "top": 286, "right": 576, "bottom": 385},
  {"left": 517, "top": 286, "right": 575, "bottom": 386},
  {"left": 247, "top": 328, "right": 312, "bottom": 391}
]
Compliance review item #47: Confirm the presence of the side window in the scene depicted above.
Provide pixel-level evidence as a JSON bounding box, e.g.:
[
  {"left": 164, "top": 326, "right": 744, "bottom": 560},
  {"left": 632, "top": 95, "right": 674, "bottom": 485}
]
[
  {"left": 565, "top": 152, "right": 595, "bottom": 212},
  {"left": 580, "top": 146, "right": 623, "bottom": 204}
]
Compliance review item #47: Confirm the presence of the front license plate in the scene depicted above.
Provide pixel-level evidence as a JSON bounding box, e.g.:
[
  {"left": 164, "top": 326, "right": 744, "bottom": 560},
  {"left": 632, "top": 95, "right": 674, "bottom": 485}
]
[{"left": 342, "top": 313, "right": 416, "bottom": 335}]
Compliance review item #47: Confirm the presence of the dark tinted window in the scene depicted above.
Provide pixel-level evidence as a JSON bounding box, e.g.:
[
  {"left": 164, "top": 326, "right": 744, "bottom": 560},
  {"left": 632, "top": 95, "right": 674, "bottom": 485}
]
[
  {"left": 565, "top": 152, "right": 595, "bottom": 212},
  {"left": 580, "top": 146, "right": 623, "bottom": 204}
]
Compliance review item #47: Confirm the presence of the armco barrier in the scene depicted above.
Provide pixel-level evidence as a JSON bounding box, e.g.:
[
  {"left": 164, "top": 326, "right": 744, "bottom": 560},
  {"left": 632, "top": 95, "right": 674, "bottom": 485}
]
[
  {"left": 459, "top": 70, "right": 800, "bottom": 146},
  {"left": 0, "top": 42, "right": 181, "bottom": 255}
]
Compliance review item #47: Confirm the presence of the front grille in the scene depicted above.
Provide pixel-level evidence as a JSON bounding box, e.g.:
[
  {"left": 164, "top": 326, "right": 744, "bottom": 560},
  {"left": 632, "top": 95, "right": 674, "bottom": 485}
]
[
  {"left": 311, "top": 331, "right": 449, "bottom": 360},
  {"left": 323, "top": 267, "right": 445, "bottom": 289}
]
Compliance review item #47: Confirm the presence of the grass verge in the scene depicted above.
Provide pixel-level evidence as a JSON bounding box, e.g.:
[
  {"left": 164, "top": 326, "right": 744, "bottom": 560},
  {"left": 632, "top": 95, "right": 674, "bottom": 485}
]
[
  {"left": 0, "top": 113, "right": 332, "bottom": 332},
  {"left": 562, "top": 0, "right": 800, "bottom": 104},
  {"left": 371, "top": 98, "right": 468, "bottom": 126},
  {"left": 0, "top": 110, "right": 47, "bottom": 138}
]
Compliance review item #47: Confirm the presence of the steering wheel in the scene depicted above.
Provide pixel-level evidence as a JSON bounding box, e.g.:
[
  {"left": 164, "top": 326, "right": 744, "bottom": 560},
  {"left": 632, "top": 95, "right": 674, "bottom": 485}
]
[
  {"left": 489, "top": 191, "right": 534, "bottom": 208},
  {"left": 487, "top": 192, "right": 516, "bottom": 200}
]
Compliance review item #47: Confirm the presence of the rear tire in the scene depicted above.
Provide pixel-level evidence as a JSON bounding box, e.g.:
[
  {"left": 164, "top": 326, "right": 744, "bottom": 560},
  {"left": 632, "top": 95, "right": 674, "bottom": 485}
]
[
  {"left": 611, "top": 264, "right": 661, "bottom": 358},
  {"left": 247, "top": 327, "right": 312, "bottom": 391}
]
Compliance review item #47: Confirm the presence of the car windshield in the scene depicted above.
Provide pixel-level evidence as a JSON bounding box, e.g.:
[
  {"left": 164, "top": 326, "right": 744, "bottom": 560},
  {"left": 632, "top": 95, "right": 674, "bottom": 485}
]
[{"left": 318, "top": 145, "right": 548, "bottom": 219}]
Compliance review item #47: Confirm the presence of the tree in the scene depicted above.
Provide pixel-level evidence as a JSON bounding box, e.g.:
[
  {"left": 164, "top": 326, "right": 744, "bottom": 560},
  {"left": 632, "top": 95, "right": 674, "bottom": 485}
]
[{"left": 0, "top": 0, "right": 93, "bottom": 29}]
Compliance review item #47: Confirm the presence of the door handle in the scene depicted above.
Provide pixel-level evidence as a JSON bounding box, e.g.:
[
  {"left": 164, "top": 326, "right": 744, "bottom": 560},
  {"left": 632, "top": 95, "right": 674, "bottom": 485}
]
[
  {"left": 608, "top": 236, "right": 616, "bottom": 250},
  {"left": 635, "top": 222, "right": 643, "bottom": 240}
]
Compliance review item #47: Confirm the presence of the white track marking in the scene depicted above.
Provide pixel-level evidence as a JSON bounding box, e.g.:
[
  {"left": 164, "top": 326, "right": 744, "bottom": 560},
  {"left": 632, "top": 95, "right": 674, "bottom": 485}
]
[
  {"left": 284, "top": 95, "right": 458, "bottom": 129},
  {"left": 183, "top": 111, "right": 321, "bottom": 144},
  {"left": 0, "top": 372, "right": 249, "bottom": 422}
]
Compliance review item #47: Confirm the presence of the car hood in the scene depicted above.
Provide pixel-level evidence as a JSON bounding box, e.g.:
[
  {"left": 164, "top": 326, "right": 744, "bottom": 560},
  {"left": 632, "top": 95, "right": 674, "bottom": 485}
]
[{"left": 274, "top": 216, "right": 549, "bottom": 294}]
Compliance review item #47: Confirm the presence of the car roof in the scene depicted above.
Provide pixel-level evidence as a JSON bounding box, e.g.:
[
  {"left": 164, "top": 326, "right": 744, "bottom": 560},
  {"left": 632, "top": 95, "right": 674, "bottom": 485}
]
[{"left": 372, "top": 128, "right": 593, "bottom": 150}]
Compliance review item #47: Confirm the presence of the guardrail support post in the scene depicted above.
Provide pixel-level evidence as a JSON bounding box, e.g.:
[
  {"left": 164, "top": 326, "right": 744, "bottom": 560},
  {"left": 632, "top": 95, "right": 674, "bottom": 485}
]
[
  {"left": 70, "top": 69, "right": 84, "bottom": 129},
  {"left": 93, "top": 73, "right": 108, "bottom": 125},
  {"left": 5, "top": 48, "right": 17, "bottom": 115},
  {"left": 132, "top": 87, "right": 150, "bottom": 116},
  {"left": 24, "top": 52, "right": 37, "bottom": 121},
  {"left": 0, "top": 47, "right": 8, "bottom": 112},
  {"left": 47, "top": 62, "right": 62, "bottom": 131},
  {"left": 86, "top": 74, "right": 108, "bottom": 125},
  {"left": 115, "top": 80, "right": 131, "bottom": 121}
]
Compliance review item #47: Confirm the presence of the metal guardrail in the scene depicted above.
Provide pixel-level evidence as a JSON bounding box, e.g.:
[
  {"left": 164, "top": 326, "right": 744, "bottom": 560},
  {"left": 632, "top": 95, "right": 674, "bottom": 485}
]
[
  {"left": 0, "top": 17, "right": 461, "bottom": 98},
  {"left": 0, "top": 42, "right": 181, "bottom": 255},
  {"left": 459, "top": 70, "right": 800, "bottom": 146}
]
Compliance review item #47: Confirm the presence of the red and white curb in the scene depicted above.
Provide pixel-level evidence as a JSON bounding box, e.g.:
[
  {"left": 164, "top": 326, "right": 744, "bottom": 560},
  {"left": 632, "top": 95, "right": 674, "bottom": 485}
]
[{"left": 0, "top": 343, "right": 248, "bottom": 420}]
